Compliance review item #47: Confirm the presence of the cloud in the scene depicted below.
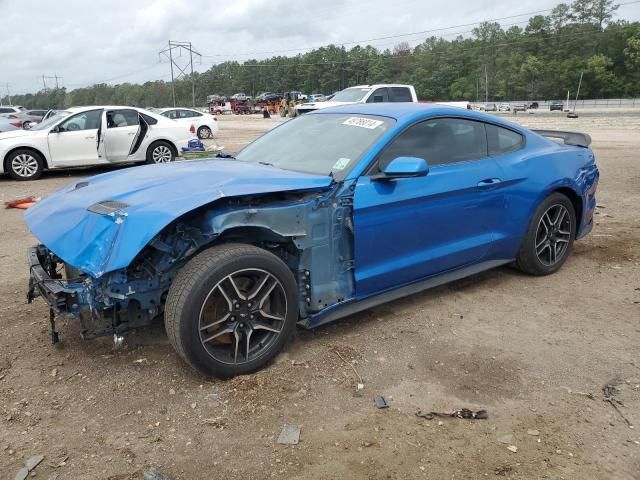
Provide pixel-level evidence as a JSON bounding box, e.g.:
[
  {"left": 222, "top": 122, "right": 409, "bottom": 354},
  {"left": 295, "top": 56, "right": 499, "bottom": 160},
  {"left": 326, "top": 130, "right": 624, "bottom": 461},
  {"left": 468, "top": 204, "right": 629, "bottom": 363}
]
[{"left": 1, "top": 0, "right": 639, "bottom": 94}]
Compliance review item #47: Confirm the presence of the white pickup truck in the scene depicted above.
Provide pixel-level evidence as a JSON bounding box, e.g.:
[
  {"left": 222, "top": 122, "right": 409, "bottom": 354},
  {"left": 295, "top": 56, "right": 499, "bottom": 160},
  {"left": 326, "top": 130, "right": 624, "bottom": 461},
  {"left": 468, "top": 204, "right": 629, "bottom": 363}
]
[{"left": 295, "top": 84, "right": 470, "bottom": 114}]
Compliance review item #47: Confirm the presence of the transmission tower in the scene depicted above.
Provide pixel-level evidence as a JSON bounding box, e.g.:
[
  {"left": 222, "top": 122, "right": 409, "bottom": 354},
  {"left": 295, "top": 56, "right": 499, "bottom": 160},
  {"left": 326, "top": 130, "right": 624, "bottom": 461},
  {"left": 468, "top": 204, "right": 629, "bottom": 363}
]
[
  {"left": 42, "top": 74, "right": 63, "bottom": 91},
  {"left": 159, "top": 41, "right": 201, "bottom": 107}
]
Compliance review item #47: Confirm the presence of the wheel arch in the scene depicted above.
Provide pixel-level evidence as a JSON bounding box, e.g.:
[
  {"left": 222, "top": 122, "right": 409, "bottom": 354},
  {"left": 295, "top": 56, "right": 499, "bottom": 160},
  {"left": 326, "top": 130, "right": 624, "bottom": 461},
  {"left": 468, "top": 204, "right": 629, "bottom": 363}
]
[
  {"left": 552, "top": 186, "right": 582, "bottom": 235},
  {"left": 3, "top": 145, "right": 50, "bottom": 172},
  {"left": 147, "top": 138, "right": 179, "bottom": 158}
]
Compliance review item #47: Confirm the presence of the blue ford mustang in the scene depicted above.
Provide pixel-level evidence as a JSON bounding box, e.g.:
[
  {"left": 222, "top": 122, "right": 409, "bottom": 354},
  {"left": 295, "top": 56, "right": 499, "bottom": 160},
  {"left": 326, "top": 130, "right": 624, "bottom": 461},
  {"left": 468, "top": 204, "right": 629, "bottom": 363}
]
[{"left": 25, "top": 103, "right": 599, "bottom": 377}]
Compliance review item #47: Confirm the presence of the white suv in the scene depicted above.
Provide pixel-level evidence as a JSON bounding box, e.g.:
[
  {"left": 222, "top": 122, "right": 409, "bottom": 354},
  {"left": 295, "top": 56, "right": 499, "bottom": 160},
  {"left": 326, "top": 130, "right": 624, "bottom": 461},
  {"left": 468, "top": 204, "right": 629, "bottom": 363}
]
[{"left": 156, "top": 107, "right": 219, "bottom": 139}]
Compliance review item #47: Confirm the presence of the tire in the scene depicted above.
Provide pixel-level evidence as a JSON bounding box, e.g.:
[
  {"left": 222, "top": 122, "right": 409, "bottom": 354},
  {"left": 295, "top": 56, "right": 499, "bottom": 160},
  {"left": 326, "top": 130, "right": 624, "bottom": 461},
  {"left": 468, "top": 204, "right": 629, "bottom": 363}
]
[
  {"left": 516, "top": 192, "right": 576, "bottom": 276},
  {"left": 197, "top": 126, "right": 212, "bottom": 139},
  {"left": 146, "top": 141, "right": 175, "bottom": 164},
  {"left": 6, "top": 149, "right": 45, "bottom": 181},
  {"left": 279, "top": 107, "right": 287, "bottom": 117},
  {"left": 22, "top": 121, "right": 32, "bottom": 130},
  {"left": 165, "top": 243, "right": 298, "bottom": 378}
]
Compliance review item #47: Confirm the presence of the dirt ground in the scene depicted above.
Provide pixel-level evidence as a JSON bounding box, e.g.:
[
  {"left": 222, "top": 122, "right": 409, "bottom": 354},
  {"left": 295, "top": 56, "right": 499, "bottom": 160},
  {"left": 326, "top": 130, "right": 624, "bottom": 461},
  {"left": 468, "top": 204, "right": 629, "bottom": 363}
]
[{"left": 1, "top": 110, "right": 639, "bottom": 480}]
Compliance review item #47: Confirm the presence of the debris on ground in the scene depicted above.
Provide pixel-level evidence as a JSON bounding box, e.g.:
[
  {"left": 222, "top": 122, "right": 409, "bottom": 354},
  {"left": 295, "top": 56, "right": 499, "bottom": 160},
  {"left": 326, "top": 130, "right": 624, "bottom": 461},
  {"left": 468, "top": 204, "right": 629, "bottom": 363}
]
[
  {"left": 203, "top": 416, "right": 226, "bottom": 428},
  {"left": 416, "top": 408, "right": 488, "bottom": 420},
  {"left": 332, "top": 347, "right": 364, "bottom": 391},
  {"left": 527, "top": 429, "right": 540, "bottom": 436},
  {"left": 277, "top": 424, "right": 301, "bottom": 445},
  {"left": 4, "top": 196, "right": 41, "bottom": 209},
  {"left": 374, "top": 396, "right": 389, "bottom": 409},
  {"left": 507, "top": 445, "right": 518, "bottom": 453},
  {"left": 144, "top": 469, "right": 172, "bottom": 480},
  {"left": 14, "top": 454, "right": 44, "bottom": 480},
  {"left": 498, "top": 435, "right": 514, "bottom": 444},
  {"left": 603, "top": 378, "right": 633, "bottom": 427}
]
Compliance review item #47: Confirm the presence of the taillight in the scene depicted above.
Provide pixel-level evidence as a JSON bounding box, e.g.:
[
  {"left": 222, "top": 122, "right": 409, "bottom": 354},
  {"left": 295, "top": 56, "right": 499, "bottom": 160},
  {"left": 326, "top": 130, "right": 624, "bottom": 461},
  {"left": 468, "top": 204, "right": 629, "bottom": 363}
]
[
  {"left": 189, "top": 124, "right": 195, "bottom": 133},
  {"left": 8, "top": 114, "right": 17, "bottom": 119},
  {"left": 10, "top": 122, "right": 22, "bottom": 128}
]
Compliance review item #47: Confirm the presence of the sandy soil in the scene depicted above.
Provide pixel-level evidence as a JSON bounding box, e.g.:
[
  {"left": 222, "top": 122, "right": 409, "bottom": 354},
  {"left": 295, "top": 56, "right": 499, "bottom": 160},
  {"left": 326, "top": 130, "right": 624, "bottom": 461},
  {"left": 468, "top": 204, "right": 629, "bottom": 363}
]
[{"left": 1, "top": 112, "right": 639, "bottom": 480}]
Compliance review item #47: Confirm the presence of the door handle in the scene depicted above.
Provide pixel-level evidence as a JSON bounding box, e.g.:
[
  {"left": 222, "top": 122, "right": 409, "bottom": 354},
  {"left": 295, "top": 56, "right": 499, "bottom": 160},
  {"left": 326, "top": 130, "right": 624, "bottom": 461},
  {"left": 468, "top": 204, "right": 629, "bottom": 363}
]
[
  {"left": 128, "top": 132, "right": 136, "bottom": 136},
  {"left": 85, "top": 135, "right": 95, "bottom": 139},
  {"left": 477, "top": 178, "right": 502, "bottom": 189}
]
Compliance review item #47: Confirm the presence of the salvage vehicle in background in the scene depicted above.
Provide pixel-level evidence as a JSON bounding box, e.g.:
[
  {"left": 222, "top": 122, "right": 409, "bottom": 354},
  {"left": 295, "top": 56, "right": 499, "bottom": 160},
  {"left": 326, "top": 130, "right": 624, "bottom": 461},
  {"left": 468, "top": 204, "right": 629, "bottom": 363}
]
[
  {"left": 498, "top": 103, "right": 511, "bottom": 112},
  {"left": 0, "top": 106, "right": 191, "bottom": 180},
  {"left": 156, "top": 107, "right": 219, "bottom": 139},
  {"left": 550, "top": 101, "right": 564, "bottom": 111},
  {"left": 0, "top": 116, "right": 21, "bottom": 133},
  {"left": 0, "top": 106, "right": 25, "bottom": 115},
  {"left": 25, "top": 103, "right": 598, "bottom": 378},
  {"left": 295, "top": 84, "right": 418, "bottom": 114}
]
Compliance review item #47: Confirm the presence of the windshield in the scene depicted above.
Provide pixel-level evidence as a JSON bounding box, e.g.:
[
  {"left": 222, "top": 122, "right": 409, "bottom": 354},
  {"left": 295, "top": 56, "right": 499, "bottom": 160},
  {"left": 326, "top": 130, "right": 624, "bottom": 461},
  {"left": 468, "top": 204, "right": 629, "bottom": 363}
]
[
  {"left": 236, "top": 113, "right": 394, "bottom": 177},
  {"left": 331, "top": 87, "right": 371, "bottom": 103},
  {"left": 31, "top": 111, "right": 71, "bottom": 131}
]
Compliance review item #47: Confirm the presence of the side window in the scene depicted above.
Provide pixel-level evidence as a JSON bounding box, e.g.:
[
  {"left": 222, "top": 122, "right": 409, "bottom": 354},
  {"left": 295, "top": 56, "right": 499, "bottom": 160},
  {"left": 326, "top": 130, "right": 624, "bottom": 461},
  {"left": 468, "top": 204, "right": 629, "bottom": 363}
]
[
  {"left": 376, "top": 118, "right": 488, "bottom": 171},
  {"left": 366, "top": 88, "right": 389, "bottom": 103},
  {"left": 389, "top": 87, "right": 412, "bottom": 102},
  {"left": 0, "top": 108, "right": 13, "bottom": 114},
  {"left": 107, "top": 109, "right": 139, "bottom": 128},
  {"left": 178, "top": 109, "right": 194, "bottom": 118},
  {"left": 58, "top": 110, "right": 102, "bottom": 132},
  {"left": 139, "top": 113, "right": 158, "bottom": 125},
  {"left": 486, "top": 124, "right": 524, "bottom": 155},
  {"left": 162, "top": 110, "right": 178, "bottom": 119}
]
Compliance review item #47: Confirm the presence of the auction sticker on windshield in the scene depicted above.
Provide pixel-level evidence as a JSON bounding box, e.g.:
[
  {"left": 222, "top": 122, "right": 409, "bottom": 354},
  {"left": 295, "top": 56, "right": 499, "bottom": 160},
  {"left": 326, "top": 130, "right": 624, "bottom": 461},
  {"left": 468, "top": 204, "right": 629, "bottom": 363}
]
[
  {"left": 333, "top": 158, "right": 351, "bottom": 170},
  {"left": 342, "top": 117, "right": 384, "bottom": 129}
]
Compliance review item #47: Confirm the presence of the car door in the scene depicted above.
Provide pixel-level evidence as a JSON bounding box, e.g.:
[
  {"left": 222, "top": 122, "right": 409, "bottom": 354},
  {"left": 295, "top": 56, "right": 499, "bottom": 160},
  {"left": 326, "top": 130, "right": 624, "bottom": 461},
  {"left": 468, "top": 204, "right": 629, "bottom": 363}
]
[
  {"left": 103, "top": 109, "right": 141, "bottom": 162},
  {"left": 353, "top": 117, "right": 506, "bottom": 297},
  {"left": 47, "top": 109, "right": 103, "bottom": 166}
]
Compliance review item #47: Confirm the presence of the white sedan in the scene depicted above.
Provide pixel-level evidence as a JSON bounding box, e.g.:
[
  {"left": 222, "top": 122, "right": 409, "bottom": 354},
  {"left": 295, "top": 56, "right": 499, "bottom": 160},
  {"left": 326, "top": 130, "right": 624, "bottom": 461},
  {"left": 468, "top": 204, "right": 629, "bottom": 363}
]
[
  {"left": 0, "top": 106, "right": 192, "bottom": 180},
  {"left": 155, "top": 107, "right": 218, "bottom": 139}
]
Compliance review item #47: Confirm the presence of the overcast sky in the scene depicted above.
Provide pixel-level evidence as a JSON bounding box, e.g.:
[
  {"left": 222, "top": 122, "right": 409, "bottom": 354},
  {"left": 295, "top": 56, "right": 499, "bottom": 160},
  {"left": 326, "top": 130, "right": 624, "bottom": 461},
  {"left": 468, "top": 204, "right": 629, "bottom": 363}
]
[{"left": 1, "top": 0, "right": 640, "bottom": 95}]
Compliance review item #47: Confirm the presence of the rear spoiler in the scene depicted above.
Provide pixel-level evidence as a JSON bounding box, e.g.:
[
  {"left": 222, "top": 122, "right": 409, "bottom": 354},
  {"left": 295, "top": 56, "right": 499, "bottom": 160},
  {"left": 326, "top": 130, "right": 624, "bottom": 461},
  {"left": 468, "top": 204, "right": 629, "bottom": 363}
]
[{"left": 532, "top": 129, "right": 591, "bottom": 148}]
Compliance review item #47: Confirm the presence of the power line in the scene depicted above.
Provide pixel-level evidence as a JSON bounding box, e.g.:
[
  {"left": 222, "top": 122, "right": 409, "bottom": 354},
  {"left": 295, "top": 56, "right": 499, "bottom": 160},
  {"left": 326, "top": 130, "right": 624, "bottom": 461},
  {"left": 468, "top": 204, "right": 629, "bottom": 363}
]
[{"left": 200, "top": 0, "right": 640, "bottom": 58}]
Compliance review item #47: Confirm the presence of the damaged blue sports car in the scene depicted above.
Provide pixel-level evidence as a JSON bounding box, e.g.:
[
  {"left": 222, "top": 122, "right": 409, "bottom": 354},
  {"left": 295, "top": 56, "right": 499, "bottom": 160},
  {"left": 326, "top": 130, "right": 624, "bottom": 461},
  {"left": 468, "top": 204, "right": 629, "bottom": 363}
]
[{"left": 25, "top": 104, "right": 599, "bottom": 377}]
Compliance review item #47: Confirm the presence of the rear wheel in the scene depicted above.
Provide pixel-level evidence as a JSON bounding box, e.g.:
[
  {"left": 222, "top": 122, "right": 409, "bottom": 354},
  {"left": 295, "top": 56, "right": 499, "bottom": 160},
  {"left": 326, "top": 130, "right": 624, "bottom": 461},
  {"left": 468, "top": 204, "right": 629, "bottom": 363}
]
[
  {"left": 197, "top": 126, "right": 212, "bottom": 139},
  {"left": 146, "top": 141, "right": 175, "bottom": 164},
  {"left": 516, "top": 193, "right": 576, "bottom": 275},
  {"left": 165, "top": 243, "right": 298, "bottom": 378},
  {"left": 6, "top": 149, "right": 44, "bottom": 180}
]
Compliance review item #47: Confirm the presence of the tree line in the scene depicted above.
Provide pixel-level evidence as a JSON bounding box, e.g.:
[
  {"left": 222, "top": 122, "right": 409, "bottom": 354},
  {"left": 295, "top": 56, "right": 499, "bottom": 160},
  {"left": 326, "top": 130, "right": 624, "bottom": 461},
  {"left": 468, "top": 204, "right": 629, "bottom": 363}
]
[{"left": 3, "top": 0, "right": 640, "bottom": 109}]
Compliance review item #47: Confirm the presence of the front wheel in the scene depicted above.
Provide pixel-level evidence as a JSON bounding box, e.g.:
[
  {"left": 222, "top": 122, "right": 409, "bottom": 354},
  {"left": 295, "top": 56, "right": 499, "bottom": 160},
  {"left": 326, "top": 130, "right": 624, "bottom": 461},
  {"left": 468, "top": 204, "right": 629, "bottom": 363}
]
[
  {"left": 516, "top": 193, "right": 576, "bottom": 275},
  {"left": 146, "top": 141, "right": 175, "bottom": 164},
  {"left": 164, "top": 243, "right": 298, "bottom": 378},
  {"left": 6, "top": 149, "right": 44, "bottom": 180}
]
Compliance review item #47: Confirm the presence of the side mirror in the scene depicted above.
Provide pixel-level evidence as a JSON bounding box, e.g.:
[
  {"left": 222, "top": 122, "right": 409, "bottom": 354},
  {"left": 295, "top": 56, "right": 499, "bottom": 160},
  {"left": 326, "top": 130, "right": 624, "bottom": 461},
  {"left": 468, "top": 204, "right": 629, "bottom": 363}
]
[
  {"left": 50, "top": 125, "right": 60, "bottom": 133},
  {"left": 372, "top": 156, "right": 429, "bottom": 181}
]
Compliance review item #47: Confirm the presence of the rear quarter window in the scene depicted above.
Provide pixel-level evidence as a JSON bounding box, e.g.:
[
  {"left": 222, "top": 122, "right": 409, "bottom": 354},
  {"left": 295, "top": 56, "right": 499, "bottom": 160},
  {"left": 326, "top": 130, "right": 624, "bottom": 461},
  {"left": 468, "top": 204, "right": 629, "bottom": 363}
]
[
  {"left": 486, "top": 124, "right": 524, "bottom": 155},
  {"left": 390, "top": 87, "right": 412, "bottom": 102}
]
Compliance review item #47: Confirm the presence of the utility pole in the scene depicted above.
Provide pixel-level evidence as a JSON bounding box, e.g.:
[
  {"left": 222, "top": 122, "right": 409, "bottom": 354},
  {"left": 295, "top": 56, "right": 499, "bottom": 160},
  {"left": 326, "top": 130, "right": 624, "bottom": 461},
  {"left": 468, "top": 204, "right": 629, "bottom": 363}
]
[
  {"left": 484, "top": 65, "right": 489, "bottom": 103},
  {"left": 6, "top": 84, "right": 11, "bottom": 106},
  {"left": 41, "top": 74, "right": 63, "bottom": 92},
  {"left": 159, "top": 41, "right": 202, "bottom": 108}
]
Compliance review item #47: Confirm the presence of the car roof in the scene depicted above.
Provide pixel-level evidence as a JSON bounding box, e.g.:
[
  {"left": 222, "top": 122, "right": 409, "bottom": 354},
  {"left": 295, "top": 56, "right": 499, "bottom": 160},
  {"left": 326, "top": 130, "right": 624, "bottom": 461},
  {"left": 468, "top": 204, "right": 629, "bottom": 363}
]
[{"left": 312, "top": 102, "right": 527, "bottom": 131}]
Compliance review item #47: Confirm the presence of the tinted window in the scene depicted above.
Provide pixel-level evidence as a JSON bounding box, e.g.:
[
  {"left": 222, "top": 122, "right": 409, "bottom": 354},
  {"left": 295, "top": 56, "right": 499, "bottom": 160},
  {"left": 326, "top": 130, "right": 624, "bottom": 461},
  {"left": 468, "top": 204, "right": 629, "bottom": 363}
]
[
  {"left": 377, "top": 118, "right": 487, "bottom": 170},
  {"left": 107, "top": 109, "right": 139, "bottom": 128},
  {"left": 59, "top": 110, "right": 102, "bottom": 132},
  {"left": 486, "top": 124, "right": 524, "bottom": 155},
  {"left": 366, "top": 88, "right": 389, "bottom": 103},
  {"left": 0, "top": 108, "right": 14, "bottom": 113},
  {"left": 390, "top": 87, "right": 412, "bottom": 102},
  {"left": 162, "top": 110, "right": 178, "bottom": 119}
]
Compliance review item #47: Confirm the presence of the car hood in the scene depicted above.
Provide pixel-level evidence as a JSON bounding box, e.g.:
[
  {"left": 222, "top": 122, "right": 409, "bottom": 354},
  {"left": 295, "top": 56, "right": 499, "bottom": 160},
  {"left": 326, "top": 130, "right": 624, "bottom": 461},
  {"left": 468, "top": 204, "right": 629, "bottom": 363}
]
[
  {"left": 0, "top": 129, "right": 42, "bottom": 141},
  {"left": 297, "top": 101, "right": 355, "bottom": 110},
  {"left": 24, "top": 159, "right": 333, "bottom": 277}
]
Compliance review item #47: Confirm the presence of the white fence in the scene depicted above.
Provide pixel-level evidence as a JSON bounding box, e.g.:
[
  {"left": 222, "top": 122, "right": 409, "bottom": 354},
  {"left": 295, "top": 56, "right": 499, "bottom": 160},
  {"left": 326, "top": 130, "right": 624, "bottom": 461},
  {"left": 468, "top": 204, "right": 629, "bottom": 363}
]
[{"left": 475, "top": 99, "right": 640, "bottom": 108}]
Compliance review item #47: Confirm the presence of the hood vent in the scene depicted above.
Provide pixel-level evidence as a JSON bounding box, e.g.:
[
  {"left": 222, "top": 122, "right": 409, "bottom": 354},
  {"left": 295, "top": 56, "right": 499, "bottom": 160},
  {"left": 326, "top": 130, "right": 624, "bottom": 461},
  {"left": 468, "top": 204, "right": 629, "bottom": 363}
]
[{"left": 87, "top": 200, "right": 129, "bottom": 215}]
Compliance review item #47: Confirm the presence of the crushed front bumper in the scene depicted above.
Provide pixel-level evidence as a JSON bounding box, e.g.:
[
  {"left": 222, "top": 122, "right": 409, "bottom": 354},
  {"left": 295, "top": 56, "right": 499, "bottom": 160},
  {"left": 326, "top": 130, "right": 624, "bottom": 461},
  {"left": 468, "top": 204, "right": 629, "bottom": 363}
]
[{"left": 27, "top": 245, "right": 90, "bottom": 318}]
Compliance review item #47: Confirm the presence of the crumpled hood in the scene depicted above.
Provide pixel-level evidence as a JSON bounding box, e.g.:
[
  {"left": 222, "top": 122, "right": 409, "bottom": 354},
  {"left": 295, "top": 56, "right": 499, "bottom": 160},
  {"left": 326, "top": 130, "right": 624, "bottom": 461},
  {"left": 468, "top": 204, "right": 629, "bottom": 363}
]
[{"left": 24, "top": 159, "right": 332, "bottom": 277}]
